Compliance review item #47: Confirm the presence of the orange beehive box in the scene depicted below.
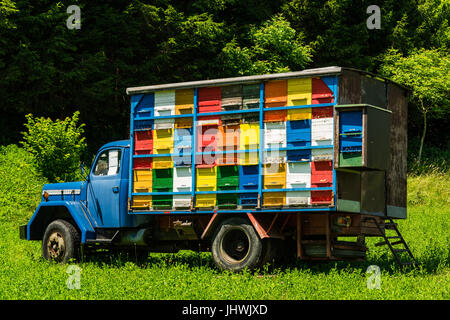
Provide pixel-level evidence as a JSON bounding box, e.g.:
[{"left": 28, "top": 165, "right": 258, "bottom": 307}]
[{"left": 265, "top": 80, "right": 287, "bottom": 108}]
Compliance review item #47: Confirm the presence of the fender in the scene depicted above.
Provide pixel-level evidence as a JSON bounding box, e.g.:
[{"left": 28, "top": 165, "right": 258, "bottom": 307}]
[{"left": 26, "top": 201, "right": 96, "bottom": 243}]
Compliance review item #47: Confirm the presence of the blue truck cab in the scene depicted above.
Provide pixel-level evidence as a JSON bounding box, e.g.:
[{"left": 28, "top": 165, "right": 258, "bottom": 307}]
[{"left": 20, "top": 140, "right": 163, "bottom": 261}]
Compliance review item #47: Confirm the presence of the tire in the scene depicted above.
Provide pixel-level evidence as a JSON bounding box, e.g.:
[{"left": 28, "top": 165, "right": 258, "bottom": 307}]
[
  {"left": 211, "top": 217, "right": 263, "bottom": 272},
  {"left": 42, "top": 219, "right": 80, "bottom": 263}
]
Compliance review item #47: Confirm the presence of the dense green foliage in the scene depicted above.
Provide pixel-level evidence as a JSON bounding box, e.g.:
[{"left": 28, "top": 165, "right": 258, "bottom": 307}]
[
  {"left": 380, "top": 48, "right": 449, "bottom": 163},
  {"left": 21, "top": 111, "right": 86, "bottom": 182},
  {"left": 0, "top": 0, "right": 448, "bottom": 157},
  {"left": 0, "top": 148, "right": 448, "bottom": 299},
  {"left": 0, "top": 144, "right": 47, "bottom": 220}
]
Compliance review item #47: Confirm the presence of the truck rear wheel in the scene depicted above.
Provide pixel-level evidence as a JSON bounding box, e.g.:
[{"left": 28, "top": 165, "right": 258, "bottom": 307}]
[
  {"left": 42, "top": 219, "right": 80, "bottom": 263},
  {"left": 211, "top": 217, "right": 263, "bottom": 272}
]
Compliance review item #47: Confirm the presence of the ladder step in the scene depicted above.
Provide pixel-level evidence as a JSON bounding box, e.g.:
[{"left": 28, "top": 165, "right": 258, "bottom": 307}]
[
  {"left": 301, "top": 240, "right": 326, "bottom": 244},
  {"left": 375, "top": 241, "right": 387, "bottom": 247},
  {"left": 390, "top": 240, "right": 404, "bottom": 245}
]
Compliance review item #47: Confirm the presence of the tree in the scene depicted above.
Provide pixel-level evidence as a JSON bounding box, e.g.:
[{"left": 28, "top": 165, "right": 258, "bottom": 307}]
[
  {"left": 380, "top": 48, "right": 450, "bottom": 164},
  {"left": 21, "top": 111, "right": 87, "bottom": 182},
  {"left": 219, "top": 14, "right": 312, "bottom": 76}
]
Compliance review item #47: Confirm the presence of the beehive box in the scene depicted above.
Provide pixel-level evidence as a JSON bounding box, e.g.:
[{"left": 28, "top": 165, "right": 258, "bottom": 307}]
[{"left": 128, "top": 67, "right": 408, "bottom": 218}]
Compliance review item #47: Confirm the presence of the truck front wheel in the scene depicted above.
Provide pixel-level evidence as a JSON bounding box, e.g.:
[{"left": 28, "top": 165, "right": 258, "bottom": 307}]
[
  {"left": 211, "top": 217, "right": 263, "bottom": 272},
  {"left": 42, "top": 219, "right": 80, "bottom": 263}
]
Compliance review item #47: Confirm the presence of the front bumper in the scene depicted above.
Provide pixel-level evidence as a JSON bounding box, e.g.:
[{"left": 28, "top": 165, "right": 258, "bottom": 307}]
[{"left": 19, "top": 225, "right": 27, "bottom": 240}]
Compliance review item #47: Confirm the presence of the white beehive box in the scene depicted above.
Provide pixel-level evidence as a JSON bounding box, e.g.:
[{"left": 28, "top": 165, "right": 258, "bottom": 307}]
[{"left": 311, "top": 117, "right": 333, "bottom": 146}]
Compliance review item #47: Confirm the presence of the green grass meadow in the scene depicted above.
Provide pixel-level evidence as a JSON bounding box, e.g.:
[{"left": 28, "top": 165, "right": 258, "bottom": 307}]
[{"left": 0, "top": 145, "right": 449, "bottom": 299}]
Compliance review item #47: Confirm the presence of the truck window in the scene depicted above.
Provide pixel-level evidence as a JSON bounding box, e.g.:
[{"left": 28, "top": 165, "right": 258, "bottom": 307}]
[{"left": 93, "top": 149, "right": 122, "bottom": 176}]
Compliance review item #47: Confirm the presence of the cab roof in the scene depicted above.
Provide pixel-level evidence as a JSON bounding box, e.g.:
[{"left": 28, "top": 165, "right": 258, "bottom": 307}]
[{"left": 99, "top": 140, "right": 130, "bottom": 151}]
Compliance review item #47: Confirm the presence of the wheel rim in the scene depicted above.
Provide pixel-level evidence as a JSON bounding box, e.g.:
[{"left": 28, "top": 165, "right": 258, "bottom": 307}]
[
  {"left": 219, "top": 227, "right": 250, "bottom": 264},
  {"left": 47, "top": 232, "right": 66, "bottom": 260}
]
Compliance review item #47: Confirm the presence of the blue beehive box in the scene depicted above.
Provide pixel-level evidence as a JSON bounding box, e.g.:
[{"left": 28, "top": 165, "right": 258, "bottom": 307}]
[{"left": 239, "top": 165, "right": 259, "bottom": 206}]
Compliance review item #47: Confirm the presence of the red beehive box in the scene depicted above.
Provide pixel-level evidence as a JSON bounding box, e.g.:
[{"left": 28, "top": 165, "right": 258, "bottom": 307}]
[
  {"left": 311, "top": 190, "right": 332, "bottom": 204},
  {"left": 198, "top": 87, "right": 221, "bottom": 113},
  {"left": 312, "top": 106, "right": 333, "bottom": 119},
  {"left": 134, "top": 130, "right": 153, "bottom": 154},
  {"left": 198, "top": 115, "right": 222, "bottom": 125},
  {"left": 133, "top": 157, "right": 153, "bottom": 170},
  {"left": 311, "top": 161, "right": 333, "bottom": 187},
  {"left": 312, "top": 78, "right": 334, "bottom": 105},
  {"left": 311, "top": 160, "right": 333, "bottom": 204}
]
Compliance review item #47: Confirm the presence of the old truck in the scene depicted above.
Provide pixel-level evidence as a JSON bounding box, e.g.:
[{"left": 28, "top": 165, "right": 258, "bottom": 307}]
[{"left": 20, "top": 67, "right": 417, "bottom": 271}]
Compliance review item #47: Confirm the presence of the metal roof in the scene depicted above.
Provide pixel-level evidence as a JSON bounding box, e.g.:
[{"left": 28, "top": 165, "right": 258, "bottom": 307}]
[
  {"left": 125, "top": 66, "right": 408, "bottom": 95},
  {"left": 126, "top": 66, "right": 343, "bottom": 95}
]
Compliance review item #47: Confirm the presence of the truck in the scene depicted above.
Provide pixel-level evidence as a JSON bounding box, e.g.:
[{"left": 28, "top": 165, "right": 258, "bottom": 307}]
[{"left": 20, "top": 66, "right": 417, "bottom": 271}]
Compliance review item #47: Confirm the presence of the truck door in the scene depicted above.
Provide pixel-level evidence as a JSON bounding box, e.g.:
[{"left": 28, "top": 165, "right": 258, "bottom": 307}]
[{"left": 87, "top": 148, "right": 123, "bottom": 227}]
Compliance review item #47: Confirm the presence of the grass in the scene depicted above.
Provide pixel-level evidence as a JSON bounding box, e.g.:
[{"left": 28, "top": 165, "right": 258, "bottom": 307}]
[{"left": 0, "top": 145, "right": 448, "bottom": 299}]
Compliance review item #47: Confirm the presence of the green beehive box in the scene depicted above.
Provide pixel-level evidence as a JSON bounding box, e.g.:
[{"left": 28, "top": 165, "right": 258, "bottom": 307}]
[
  {"left": 217, "top": 165, "right": 239, "bottom": 187},
  {"left": 152, "top": 187, "right": 173, "bottom": 209},
  {"left": 339, "top": 152, "right": 363, "bottom": 167},
  {"left": 217, "top": 186, "right": 239, "bottom": 208},
  {"left": 152, "top": 168, "right": 173, "bottom": 189}
]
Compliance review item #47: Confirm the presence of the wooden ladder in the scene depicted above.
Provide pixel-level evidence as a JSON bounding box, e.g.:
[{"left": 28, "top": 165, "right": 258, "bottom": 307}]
[{"left": 364, "top": 217, "right": 419, "bottom": 268}]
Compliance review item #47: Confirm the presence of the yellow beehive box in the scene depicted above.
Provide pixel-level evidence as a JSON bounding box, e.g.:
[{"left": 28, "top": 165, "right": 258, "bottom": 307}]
[
  {"left": 196, "top": 167, "right": 217, "bottom": 190},
  {"left": 133, "top": 169, "right": 153, "bottom": 193},
  {"left": 263, "top": 191, "right": 286, "bottom": 207},
  {"left": 132, "top": 195, "right": 152, "bottom": 209},
  {"left": 195, "top": 193, "right": 216, "bottom": 208},
  {"left": 134, "top": 169, "right": 153, "bottom": 181},
  {"left": 239, "top": 123, "right": 259, "bottom": 149},
  {"left": 263, "top": 163, "right": 286, "bottom": 188},
  {"left": 153, "top": 128, "right": 174, "bottom": 152},
  {"left": 239, "top": 151, "right": 259, "bottom": 165},
  {"left": 175, "top": 89, "right": 194, "bottom": 115},
  {"left": 153, "top": 156, "right": 173, "bottom": 169},
  {"left": 288, "top": 107, "right": 311, "bottom": 121},
  {"left": 175, "top": 117, "right": 193, "bottom": 128},
  {"left": 287, "top": 78, "right": 312, "bottom": 121}
]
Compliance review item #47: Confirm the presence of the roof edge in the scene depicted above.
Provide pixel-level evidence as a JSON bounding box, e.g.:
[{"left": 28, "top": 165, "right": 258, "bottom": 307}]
[
  {"left": 126, "top": 66, "right": 342, "bottom": 95},
  {"left": 126, "top": 66, "right": 409, "bottom": 95}
]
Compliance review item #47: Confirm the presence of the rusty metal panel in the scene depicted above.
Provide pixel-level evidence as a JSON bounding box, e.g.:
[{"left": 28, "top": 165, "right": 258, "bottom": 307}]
[
  {"left": 385, "top": 82, "right": 408, "bottom": 218},
  {"left": 336, "top": 170, "right": 361, "bottom": 213},
  {"left": 338, "top": 71, "right": 362, "bottom": 105},
  {"left": 366, "top": 105, "right": 391, "bottom": 171},
  {"left": 361, "top": 76, "right": 387, "bottom": 108},
  {"left": 360, "top": 171, "right": 385, "bottom": 215}
]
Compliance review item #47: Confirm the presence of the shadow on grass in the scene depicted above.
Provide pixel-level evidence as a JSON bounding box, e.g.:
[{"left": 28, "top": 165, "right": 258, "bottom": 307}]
[
  {"left": 80, "top": 248, "right": 216, "bottom": 270},
  {"left": 78, "top": 247, "right": 447, "bottom": 276}
]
